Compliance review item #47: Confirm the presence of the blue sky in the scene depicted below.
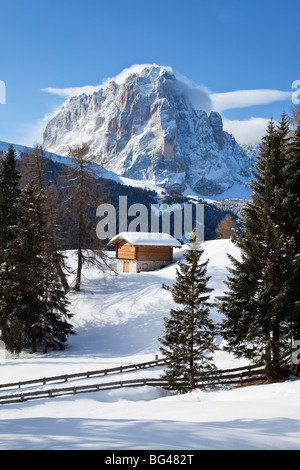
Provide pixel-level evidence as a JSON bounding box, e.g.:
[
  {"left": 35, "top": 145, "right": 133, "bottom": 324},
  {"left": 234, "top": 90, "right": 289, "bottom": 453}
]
[{"left": 0, "top": 0, "right": 299, "bottom": 147}]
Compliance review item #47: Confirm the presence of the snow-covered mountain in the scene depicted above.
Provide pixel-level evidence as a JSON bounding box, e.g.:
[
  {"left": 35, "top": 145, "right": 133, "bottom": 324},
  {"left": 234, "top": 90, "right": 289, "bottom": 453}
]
[{"left": 43, "top": 65, "right": 254, "bottom": 196}]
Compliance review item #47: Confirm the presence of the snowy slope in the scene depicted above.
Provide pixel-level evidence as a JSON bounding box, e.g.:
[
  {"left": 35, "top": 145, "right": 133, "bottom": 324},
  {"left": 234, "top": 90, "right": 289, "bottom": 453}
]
[
  {"left": 0, "top": 139, "right": 252, "bottom": 200},
  {"left": 0, "top": 239, "right": 299, "bottom": 450},
  {"left": 0, "top": 140, "right": 169, "bottom": 197}
]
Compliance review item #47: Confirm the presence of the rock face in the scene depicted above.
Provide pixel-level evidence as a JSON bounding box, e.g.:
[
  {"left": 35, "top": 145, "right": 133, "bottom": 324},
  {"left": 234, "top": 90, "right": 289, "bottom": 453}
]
[{"left": 43, "top": 65, "right": 252, "bottom": 195}]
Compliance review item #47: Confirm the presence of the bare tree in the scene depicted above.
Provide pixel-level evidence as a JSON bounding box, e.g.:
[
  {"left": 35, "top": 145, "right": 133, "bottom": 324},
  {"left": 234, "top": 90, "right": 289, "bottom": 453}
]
[
  {"left": 61, "top": 143, "right": 112, "bottom": 292},
  {"left": 19, "top": 144, "right": 46, "bottom": 189},
  {"left": 215, "top": 214, "right": 237, "bottom": 239},
  {"left": 19, "top": 144, "right": 70, "bottom": 293},
  {"left": 291, "top": 104, "right": 300, "bottom": 123}
]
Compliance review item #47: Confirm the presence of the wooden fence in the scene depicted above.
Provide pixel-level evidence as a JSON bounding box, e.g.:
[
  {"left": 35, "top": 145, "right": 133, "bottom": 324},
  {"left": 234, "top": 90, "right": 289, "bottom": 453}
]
[
  {"left": 0, "top": 360, "right": 268, "bottom": 405},
  {"left": 0, "top": 357, "right": 167, "bottom": 391}
]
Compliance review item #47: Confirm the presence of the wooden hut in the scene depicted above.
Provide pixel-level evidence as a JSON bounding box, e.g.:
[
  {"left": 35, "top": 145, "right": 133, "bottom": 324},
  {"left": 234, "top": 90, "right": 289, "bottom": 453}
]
[{"left": 108, "top": 232, "right": 181, "bottom": 273}]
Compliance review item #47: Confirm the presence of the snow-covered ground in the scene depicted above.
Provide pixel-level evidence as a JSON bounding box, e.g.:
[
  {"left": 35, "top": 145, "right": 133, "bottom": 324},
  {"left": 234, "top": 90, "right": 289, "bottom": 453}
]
[{"left": 0, "top": 239, "right": 299, "bottom": 450}]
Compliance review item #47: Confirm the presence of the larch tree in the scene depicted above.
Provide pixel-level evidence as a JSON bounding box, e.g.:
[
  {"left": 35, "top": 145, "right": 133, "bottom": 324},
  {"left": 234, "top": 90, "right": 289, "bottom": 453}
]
[
  {"left": 61, "top": 143, "right": 110, "bottom": 292},
  {"left": 19, "top": 144, "right": 70, "bottom": 293},
  {"left": 215, "top": 213, "right": 237, "bottom": 239}
]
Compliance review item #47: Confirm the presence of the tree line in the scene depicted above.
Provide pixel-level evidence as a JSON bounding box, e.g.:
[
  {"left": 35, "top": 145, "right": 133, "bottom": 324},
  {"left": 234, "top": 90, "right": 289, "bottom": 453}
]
[
  {"left": 160, "top": 112, "right": 300, "bottom": 388},
  {"left": 0, "top": 145, "right": 73, "bottom": 354},
  {"left": 0, "top": 143, "right": 111, "bottom": 354}
]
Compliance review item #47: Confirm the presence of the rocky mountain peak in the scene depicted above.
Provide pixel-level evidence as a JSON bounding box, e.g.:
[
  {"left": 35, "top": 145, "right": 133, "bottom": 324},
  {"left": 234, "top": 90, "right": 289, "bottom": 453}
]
[{"left": 43, "top": 65, "right": 253, "bottom": 195}]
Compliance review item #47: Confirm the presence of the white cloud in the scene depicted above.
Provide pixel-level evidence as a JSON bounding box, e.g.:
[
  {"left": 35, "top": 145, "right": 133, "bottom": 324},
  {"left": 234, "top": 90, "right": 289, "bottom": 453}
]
[
  {"left": 43, "top": 85, "right": 103, "bottom": 98},
  {"left": 42, "top": 64, "right": 291, "bottom": 117},
  {"left": 174, "top": 72, "right": 213, "bottom": 113},
  {"left": 43, "top": 66, "right": 214, "bottom": 114},
  {"left": 18, "top": 106, "right": 62, "bottom": 147},
  {"left": 222, "top": 116, "right": 273, "bottom": 146},
  {"left": 42, "top": 64, "right": 174, "bottom": 99},
  {"left": 211, "top": 89, "right": 292, "bottom": 112},
  {"left": 40, "top": 64, "right": 292, "bottom": 147}
]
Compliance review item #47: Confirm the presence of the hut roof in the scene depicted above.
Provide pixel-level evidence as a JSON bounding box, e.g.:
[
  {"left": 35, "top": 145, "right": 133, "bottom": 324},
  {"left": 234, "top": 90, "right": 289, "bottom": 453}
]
[{"left": 108, "top": 232, "right": 182, "bottom": 247}]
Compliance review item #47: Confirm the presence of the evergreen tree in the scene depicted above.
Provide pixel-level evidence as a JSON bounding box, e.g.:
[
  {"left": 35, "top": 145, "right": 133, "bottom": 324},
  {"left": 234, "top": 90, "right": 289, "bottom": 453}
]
[
  {"left": 159, "top": 233, "right": 216, "bottom": 391},
  {"left": 219, "top": 114, "right": 300, "bottom": 379},
  {"left": 0, "top": 146, "right": 22, "bottom": 350},
  {"left": 282, "top": 120, "right": 300, "bottom": 351},
  {"left": 0, "top": 183, "right": 45, "bottom": 353},
  {"left": 0, "top": 145, "right": 21, "bottom": 252},
  {"left": 39, "top": 224, "right": 75, "bottom": 354},
  {"left": 0, "top": 178, "right": 75, "bottom": 354}
]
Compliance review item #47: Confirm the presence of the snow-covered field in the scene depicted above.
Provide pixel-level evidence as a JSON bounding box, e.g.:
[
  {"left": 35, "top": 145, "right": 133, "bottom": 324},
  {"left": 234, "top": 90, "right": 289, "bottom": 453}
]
[{"left": 0, "top": 239, "right": 300, "bottom": 450}]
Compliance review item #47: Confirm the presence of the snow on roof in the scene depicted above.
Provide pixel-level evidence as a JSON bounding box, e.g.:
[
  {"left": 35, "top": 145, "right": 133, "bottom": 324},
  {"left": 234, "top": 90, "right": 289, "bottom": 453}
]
[{"left": 108, "top": 232, "right": 182, "bottom": 247}]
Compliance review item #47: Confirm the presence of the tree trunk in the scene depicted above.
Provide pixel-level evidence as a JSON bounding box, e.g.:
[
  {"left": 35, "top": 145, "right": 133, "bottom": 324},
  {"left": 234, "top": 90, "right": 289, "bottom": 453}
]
[
  {"left": 74, "top": 165, "right": 84, "bottom": 292},
  {"left": 74, "top": 247, "right": 82, "bottom": 292}
]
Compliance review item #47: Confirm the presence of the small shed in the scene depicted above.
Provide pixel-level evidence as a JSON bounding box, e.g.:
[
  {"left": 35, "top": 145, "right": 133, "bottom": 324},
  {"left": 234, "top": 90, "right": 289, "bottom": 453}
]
[{"left": 108, "top": 232, "right": 181, "bottom": 273}]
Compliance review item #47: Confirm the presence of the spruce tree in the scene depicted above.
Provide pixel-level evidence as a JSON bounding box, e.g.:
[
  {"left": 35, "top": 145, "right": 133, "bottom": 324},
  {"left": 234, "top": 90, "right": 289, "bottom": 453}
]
[
  {"left": 0, "top": 145, "right": 21, "bottom": 252},
  {"left": 0, "top": 178, "right": 75, "bottom": 354},
  {"left": 159, "top": 233, "right": 216, "bottom": 391},
  {"left": 219, "top": 114, "right": 299, "bottom": 379},
  {"left": 0, "top": 146, "right": 22, "bottom": 351},
  {"left": 282, "top": 120, "right": 300, "bottom": 353},
  {"left": 40, "top": 225, "right": 75, "bottom": 354},
  {"left": 16, "top": 185, "right": 75, "bottom": 353},
  {"left": 0, "top": 183, "right": 45, "bottom": 353}
]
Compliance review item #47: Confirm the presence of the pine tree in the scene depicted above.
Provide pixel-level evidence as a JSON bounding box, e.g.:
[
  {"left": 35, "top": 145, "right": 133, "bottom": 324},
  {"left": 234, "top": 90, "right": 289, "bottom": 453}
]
[
  {"left": 0, "top": 182, "right": 45, "bottom": 353},
  {"left": 159, "top": 233, "right": 216, "bottom": 391},
  {"left": 282, "top": 120, "right": 300, "bottom": 353},
  {"left": 17, "top": 185, "right": 75, "bottom": 353},
  {"left": 219, "top": 114, "right": 299, "bottom": 379},
  {"left": 0, "top": 178, "right": 75, "bottom": 354},
  {"left": 0, "top": 146, "right": 22, "bottom": 350},
  {"left": 39, "top": 225, "right": 75, "bottom": 354},
  {"left": 0, "top": 145, "right": 21, "bottom": 253}
]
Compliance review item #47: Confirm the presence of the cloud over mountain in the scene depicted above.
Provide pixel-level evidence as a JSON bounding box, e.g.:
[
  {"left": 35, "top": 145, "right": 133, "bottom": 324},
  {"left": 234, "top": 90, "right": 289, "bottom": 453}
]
[
  {"left": 42, "top": 64, "right": 291, "bottom": 148},
  {"left": 43, "top": 64, "right": 253, "bottom": 196}
]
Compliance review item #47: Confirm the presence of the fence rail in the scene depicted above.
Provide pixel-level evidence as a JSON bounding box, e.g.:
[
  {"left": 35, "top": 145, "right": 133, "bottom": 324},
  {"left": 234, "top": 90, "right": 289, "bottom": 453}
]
[
  {"left": 0, "top": 357, "right": 167, "bottom": 391},
  {"left": 0, "top": 361, "right": 268, "bottom": 405}
]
